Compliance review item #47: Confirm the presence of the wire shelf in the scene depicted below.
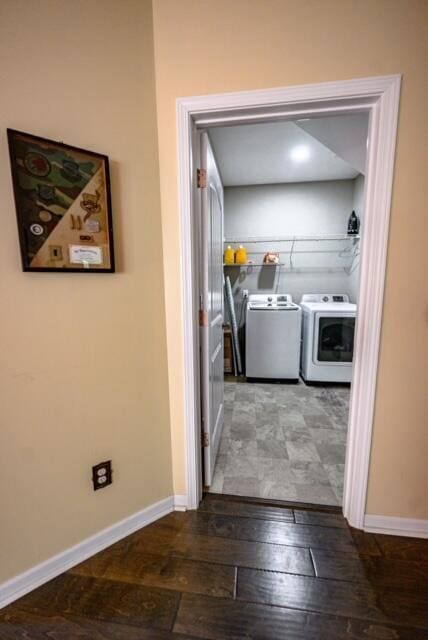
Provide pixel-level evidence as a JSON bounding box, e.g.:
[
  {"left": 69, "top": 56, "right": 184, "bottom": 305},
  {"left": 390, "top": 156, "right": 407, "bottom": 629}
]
[
  {"left": 224, "top": 235, "right": 360, "bottom": 243},
  {"left": 222, "top": 235, "right": 361, "bottom": 274},
  {"left": 223, "top": 262, "right": 285, "bottom": 267}
]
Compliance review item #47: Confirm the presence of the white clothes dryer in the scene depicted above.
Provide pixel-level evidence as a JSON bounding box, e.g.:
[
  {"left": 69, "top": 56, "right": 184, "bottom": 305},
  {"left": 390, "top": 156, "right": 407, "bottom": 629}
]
[
  {"left": 300, "top": 294, "right": 356, "bottom": 383},
  {"left": 246, "top": 294, "right": 302, "bottom": 380}
]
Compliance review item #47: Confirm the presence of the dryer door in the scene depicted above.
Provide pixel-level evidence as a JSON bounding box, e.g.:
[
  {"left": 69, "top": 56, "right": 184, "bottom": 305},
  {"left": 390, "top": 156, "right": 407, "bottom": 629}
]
[{"left": 313, "top": 312, "right": 355, "bottom": 364}]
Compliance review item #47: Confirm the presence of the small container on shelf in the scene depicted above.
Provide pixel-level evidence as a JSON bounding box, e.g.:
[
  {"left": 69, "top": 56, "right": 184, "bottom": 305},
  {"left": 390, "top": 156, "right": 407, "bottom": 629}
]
[
  {"left": 224, "top": 245, "right": 235, "bottom": 264},
  {"left": 263, "top": 252, "right": 280, "bottom": 264},
  {"left": 347, "top": 211, "right": 360, "bottom": 235},
  {"left": 235, "top": 245, "right": 247, "bottom": 264}
]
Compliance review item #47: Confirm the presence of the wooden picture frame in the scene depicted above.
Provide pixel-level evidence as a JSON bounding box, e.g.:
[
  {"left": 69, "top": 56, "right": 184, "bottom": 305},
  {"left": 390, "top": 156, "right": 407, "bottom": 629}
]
[{"left": 7, "top": 129, "right": 115, "bottom": 272}]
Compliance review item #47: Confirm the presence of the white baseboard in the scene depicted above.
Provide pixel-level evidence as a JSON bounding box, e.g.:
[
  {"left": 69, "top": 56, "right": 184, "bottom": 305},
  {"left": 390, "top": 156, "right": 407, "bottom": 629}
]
[
  {"left": 174, "top": 494, "right": 189, "bottom": 511},
  {"left": 364, "top": 514, "right": 428, "bottom": 538},
  {"left": 0, "top": 495, "right": 175, "bottom": 610}
]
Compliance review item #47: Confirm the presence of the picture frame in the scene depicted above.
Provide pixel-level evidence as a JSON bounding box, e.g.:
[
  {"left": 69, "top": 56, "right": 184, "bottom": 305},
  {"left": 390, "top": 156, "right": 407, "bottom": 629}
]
[{"left": 7, "top": 129, "right": 115, "bottom": 272}]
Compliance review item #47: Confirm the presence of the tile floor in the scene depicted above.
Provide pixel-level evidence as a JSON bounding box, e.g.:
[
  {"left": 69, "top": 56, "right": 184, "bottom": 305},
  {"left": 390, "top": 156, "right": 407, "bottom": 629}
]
[{"left": 208, "top": 379, "right": 350, "bottom": 506}]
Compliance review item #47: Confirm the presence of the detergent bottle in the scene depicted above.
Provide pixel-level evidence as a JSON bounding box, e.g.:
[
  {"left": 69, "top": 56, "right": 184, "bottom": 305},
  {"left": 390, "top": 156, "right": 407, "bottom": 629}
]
[
  {"left": 235, "top": 245, "right": 248, "bottom": 264},
  {"left": 224, "top": 245, "right": 235, "bottom": 264}
]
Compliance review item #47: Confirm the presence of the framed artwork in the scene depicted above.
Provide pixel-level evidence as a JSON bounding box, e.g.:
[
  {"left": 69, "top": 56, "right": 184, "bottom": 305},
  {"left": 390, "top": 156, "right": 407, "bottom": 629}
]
[{"left": 7, "top": 129, "right": 115, "bottom": 272}]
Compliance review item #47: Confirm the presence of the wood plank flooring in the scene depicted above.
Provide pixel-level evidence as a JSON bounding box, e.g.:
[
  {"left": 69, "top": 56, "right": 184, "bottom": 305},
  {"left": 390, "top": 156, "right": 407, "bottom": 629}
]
[{"left": 1, "top": 493, "right": 427, "bottom": 639}]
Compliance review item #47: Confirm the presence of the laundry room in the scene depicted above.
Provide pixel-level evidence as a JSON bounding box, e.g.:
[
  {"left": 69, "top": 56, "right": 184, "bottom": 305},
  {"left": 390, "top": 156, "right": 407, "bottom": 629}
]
[{"left": 202, "top": 113, "right": 368, "bottom": 506}]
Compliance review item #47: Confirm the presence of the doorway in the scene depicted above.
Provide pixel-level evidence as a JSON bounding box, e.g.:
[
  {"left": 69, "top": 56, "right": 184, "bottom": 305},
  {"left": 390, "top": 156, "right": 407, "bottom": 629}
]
[
  {"left": 203, "top": 116, "right": 365, "bottom": 506},
  {"left": 177, "top": 76, "right": 401, "bottom": 529}
]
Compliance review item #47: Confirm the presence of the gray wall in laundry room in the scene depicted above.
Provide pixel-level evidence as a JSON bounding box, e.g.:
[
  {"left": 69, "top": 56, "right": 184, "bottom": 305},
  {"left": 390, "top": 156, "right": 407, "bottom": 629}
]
[
  {"left": 224, "top": 178, "right": 363, "bottom": 344},
  {"left": 348, "top": 174, "right": 365, "bottom": 303},
  {"left": 224, "top": 179, "right": 362, "bottom": 298},
  {"left": 225, "top": 180, "right": 354, "bottom": 241}
]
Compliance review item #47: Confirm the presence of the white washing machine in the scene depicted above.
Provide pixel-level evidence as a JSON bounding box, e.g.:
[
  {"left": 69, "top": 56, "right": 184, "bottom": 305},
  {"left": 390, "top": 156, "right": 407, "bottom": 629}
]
[
  {"left": 246, "top": 294, "right": 302, "bottom": 380},
  {"left": 300, "top": 293, "right": 356, "bottom": 383}
]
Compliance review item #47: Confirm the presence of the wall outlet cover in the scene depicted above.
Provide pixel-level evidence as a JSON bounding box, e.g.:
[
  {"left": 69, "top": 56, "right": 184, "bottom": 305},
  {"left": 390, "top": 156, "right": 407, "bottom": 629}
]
[{"left": 92, "top": 460, "right": 112, "bottom": 491}]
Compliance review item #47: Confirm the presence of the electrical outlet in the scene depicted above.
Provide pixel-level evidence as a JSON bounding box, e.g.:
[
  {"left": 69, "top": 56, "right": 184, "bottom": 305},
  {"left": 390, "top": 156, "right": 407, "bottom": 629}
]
[
  {"left": 243, "top": 289, "right": 249, "bottom": 298},
  {"left": 92, "top": 460, "right": 112, "bottom": 491}
]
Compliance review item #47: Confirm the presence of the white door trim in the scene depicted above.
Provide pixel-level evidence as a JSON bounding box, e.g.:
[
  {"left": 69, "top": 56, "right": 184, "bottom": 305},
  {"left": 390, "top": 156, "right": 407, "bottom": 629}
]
[{"left": 177, "top": 75, "right": 401, "bottom": 529}]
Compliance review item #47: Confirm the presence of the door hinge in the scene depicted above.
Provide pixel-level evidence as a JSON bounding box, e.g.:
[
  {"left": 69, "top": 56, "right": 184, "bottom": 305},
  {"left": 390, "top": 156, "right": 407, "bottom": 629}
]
[
  {"left": 197, "top": 168, "right": 207, "bottom": 188},
  {"left": 199, "top": 309, "right": 208, "bottom": 327},
  {"left": 203, "top": 432, "right": 210, "bottom": 447}
]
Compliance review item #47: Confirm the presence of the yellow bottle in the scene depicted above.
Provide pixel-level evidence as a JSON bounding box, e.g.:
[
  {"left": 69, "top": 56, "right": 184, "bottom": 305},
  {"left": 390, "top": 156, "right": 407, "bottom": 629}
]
[
  {"left": 235, "top": 245, "right": 248, "bottom": 265},
  {"left": 224, "top": 245, "right": 235, "bottom": 265}
]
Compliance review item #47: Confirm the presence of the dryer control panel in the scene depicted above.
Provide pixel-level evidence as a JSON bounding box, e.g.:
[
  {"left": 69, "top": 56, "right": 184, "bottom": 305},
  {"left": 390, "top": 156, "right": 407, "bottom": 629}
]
[{"left": 301, "top": 293, "right": 350, "bottom": 304}]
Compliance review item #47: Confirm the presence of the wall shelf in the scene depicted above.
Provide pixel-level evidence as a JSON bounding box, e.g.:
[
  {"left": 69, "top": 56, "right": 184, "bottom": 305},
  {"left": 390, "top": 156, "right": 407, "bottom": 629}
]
[
  {"left": 224, "top": 235, "right": 360, "bottom": 243},
  {"left": 223, "top": 235, "right": 360, "bottom": 273},
  {"left": 224, "top": 262, "right": 284, "bottom": 267}
]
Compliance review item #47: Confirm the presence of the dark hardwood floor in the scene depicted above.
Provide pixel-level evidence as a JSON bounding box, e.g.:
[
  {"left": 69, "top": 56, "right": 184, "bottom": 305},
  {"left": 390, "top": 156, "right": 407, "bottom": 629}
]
[{"left": 1, "top": 493, "right": 427, "bottom": 639}]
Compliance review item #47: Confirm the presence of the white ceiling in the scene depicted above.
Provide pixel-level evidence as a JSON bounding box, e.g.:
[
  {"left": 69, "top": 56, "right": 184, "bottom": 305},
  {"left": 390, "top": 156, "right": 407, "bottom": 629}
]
[{"left": 208, "top": 114, "right": 368, "bottom": 187}]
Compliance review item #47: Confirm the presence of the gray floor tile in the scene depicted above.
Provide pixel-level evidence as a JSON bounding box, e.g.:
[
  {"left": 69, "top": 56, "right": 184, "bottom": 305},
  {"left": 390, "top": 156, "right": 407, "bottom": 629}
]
[
  {"left": 294, "top": 483, "right": 339, "bottom": 506},
  {"left": 324, "top": 463, "right": 345, "bottom": 488},
  {"left": 282, "top": 426, "right": 313, "bottom": 442},
  {"left": 222, "top": 476, "right": 261, "bottom": 497},
  {"left": 223, "top": 455, "right": 259, "bottom": 478},
  {"left": 260, "top": 481, "right": 299, "bottom": 501},
  {"left": 286, "top": 440, "right": 321, "bottom": 462},
  {"left": 255, "top": 409, "right": 280, "bottom": 427},
  {"left": 226, "top": 439, "right": 258, "bottom": 457},
  {"left": 257, "top": 438, "right": 289, "bottom": 459},
  {"left": 299, "top": 404, "right": 331, "bottom": 418},
  {"left": 222, "top": 421, "right": 232, "bottom": 438},
  {"left": 232, "top": 402, "right": 256, "bottom": 423},
  {"left": 210, "top": 468, "right": 224, "bottom": 493},
  {"left": 219, "top": 437, "right": 232, "bottom": 455},
  {"left": 315, "top": 442, "right": 347, "bottom": 465},
  {"left": 208, "top": 379, "right": 350, "bottom": 506},
  {"left": 309, "top": 428, "right": 347, "bottom": 444},
  {"left": 276, "top": 401, "right": 303, "bottom": 414},
  {"left": 214, "top": 453, "right": 228, "bottom": 471},
  {"left": 230, "top": 423, "right": 256, "bottom": 440},
  {"left": 278, "top": 411, "right": 307, "bottom": 428},
  {"left": 234, "top": 389, "right": 255, "bottom": 403},
  {"left": 303, "top": 414, "right": 335, "bottom": 429},
  {"left": 256, "top": 458, "right": 296, "bottom": 484},
  {"left": 255, "top": 424, "right": 284, "bottom": 440},
  {"left": 254, "top": 388, "right": 276, "bottom": 403},
  {"left": 333, "top": 485, "right": 344, "bottom": 503},
  {"left": 290, "top": 461, "right": 332, "bottom": 486}
]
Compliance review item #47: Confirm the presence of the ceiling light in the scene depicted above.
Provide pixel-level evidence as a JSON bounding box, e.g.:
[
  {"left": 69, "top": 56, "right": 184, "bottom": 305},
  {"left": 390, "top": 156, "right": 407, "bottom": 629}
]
[{"left": 290, "top": 145, "right": 311, "bottom": 162}]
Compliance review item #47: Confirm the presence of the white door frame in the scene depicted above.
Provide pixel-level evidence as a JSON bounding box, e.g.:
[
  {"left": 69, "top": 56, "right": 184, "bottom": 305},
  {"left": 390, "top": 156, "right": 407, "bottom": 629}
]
[{"left": 177, "top": 75, "right": 401, "bottom": 529}]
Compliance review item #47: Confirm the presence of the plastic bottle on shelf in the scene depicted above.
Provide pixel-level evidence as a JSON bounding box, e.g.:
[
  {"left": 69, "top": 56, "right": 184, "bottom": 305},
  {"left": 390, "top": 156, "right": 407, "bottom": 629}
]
[
  {"left": 224, "top": 245, "right": 235, "bottom": 264},
  {"left": 235, "top": 245, "right": 248, "bottom": 264},
  {"left": 347, "top": 211, "right": 360, "bottom": 235}
]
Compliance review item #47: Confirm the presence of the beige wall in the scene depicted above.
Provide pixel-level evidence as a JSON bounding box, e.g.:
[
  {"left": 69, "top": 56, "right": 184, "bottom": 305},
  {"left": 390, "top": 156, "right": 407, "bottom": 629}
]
[
  {"left": 152, "top": 0, "right": 428, "bottom": 518},
  {"left": 1, "top": 0, "right": 427, "bottom": 587},
  {"left": 0, "top": 0, "right": 172, "bottom": 583}
]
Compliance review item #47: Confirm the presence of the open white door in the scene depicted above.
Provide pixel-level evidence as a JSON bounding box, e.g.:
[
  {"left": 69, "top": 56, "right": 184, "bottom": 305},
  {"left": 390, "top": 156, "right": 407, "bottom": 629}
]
[{"left": 200, "top": 132, "right": 224, "bottom": 486}]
